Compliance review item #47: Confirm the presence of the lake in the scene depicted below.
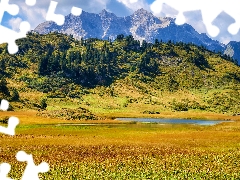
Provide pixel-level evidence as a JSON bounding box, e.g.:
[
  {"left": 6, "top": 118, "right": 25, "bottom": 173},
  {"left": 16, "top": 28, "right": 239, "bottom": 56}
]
[{"left": 115, "top": 118, "right": 232, "bottom": 125}]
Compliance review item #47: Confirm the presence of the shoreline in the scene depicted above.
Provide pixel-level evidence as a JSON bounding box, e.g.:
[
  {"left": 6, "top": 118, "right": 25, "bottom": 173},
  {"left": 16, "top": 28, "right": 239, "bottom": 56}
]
[{"left": 1, "top": 110, "right": 240, "bottom": 125}]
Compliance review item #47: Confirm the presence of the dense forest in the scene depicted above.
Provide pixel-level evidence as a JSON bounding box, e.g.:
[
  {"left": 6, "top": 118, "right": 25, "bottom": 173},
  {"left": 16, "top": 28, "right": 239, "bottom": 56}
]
[{"left": 0, "top": 32, "right": 239, "bottom": 117}]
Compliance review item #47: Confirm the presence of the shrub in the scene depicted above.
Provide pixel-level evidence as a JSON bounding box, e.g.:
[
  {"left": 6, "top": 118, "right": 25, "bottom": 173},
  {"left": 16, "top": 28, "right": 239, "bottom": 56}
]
[
  {"left": 143, "top": 110, "right": 160, "bottom": 114},
  {"left": 11, "top": 88, "right": 20, "bottom": 101},
  {"left": 40, "top": 98, "right": 47, "bottom": 109},
  {"left": 172, "top": 99, "right": 188, "bottom": 111},
  {"left": 37, "top": 107, "right": 100, "bottom": 120},
  {"left": 0, "top": 116, "right": 8, "bottom": 124}
]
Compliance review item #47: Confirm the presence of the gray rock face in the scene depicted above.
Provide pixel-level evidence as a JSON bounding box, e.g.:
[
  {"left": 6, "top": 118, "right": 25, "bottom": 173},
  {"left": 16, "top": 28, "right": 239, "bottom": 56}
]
[
  {"left": 35, "top": 8, "right": 240, "bottom": 64},
  {"left": 224, "top": 41, "right": 240, "bottom": 64}
]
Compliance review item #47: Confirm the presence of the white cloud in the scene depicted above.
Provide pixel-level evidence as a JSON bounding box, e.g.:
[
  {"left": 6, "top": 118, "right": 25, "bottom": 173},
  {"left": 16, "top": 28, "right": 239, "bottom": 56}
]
[{"left": 8, "top": 17, "right": 23, "bottom": 31}]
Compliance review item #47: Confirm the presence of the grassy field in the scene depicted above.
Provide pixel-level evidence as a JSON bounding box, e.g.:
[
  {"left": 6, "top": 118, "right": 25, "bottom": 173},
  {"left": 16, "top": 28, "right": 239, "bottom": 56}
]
[
  {"left": 1, "top": 111, "right": 240, "bottom": 179},
  {"left": 1, "top": 29, "right": 240, "bottom": 179}
]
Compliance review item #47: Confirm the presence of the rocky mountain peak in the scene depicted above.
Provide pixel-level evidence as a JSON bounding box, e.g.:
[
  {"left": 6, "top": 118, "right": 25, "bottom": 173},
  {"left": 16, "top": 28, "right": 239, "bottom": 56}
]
[
  {"left": 34, "top": 8, "right": 240, "bottom": 64},
  {"left": 132, "top": 8, "right": 154, "bottom": 17},
  {"left": 224, "top": 41, "right": 240, "bottom": 64},
  {"left": 134, "top": 8, "right": 149, "bottom": 13},
  {"left": 99, "top": 9, "right": 116, "bottom": 17},
  {"left": 101, "top": 9, "right": 108, "bottom": 14}
]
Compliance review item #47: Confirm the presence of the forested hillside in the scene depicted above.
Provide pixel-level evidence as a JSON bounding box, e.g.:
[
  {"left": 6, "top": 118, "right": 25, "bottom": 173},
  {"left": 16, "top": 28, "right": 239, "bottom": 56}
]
[{"left": 0, "top": 32, "right": 239, "bottom": 118}]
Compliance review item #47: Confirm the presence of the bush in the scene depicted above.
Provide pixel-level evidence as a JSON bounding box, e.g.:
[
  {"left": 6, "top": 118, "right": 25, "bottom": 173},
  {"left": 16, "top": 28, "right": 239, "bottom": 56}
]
[
  {"left": 172, "top": 99, "right": 188, "bottom": 111},
  {"left": 143, "top": 110, "right": 160, "bottom": 114},
  {"left": 0, "top": 77, "right": 10, "bottom": 97},
  {"left": 0, "top": 116, "right": 8, "bottom": 124},
  {"left": 172, "top": 103, "right": 188, "bottom": 111},
  {"left": 40, "top": 98, "right": 47, "bottom": 109},
  {"left": 11, "top": 88, "right": 20, "bottom": 101},
  {"left": 37, "top": 107, "right": 100, "bottom": 120}
]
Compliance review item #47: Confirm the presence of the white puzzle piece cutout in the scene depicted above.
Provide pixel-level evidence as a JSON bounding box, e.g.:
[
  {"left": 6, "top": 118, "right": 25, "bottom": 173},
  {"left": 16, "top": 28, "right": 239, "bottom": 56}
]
[
  {"left": 0, "top": 100, "right": 19, "bottom": 135},
  {"left": 150, "top": 0, "right": 240, "bottom": 37},
  {"left": 0, "top": 0, "right": 31, "bottom": 54},
  {"left": 71, "top": 6, "right": 82, "bottom": 16},
  {"left": 130, "top": 0, "right": 139, "bottom": 3},
  {"left": 0, "top": 163, "right": 13, "bottom": 180},
  {"left": 0, "top": 0, "right": 19, "bottom": 21},
  {"left": 16, "top": 151, "right": 49, "bottom": 180},
  {"left": 0, "top": 99, "right": 9, "bottom": 111},
  {"left": 0, "top": 21, "right": 30, "bottom": 54},
  {"left": 0, "top": 116, "right": 19, "bottom": 135},
  {"left": 46, "top": 1, "right": 65, "bottom": 26},
  {"left": 25, "top": 0, "right": 36, "bottom": 6}
]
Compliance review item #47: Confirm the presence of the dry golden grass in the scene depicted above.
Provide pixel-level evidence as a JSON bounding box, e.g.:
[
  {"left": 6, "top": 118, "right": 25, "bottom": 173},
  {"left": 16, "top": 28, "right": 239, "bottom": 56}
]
[
  {"left": 1, "top": 110, "right": 240, "bottom": 179},
  {"left": 1, "top": 118, "right": 240, "bottom": 179}
]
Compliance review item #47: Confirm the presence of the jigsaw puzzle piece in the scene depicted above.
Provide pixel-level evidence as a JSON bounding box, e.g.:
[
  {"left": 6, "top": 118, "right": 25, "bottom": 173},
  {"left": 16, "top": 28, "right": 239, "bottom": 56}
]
[
  {"left": 0, "top": 116, "right": 19, "bottom": 135},
  {"left": 228, "top": 22, "right": 240, "bottom": 35},
  {"left": 46, "top": 0, "right": 65, "bottom": 26},
  {"left": 0, "top": 100, "right": 18, "bottom": 135},
  {"left": 0, "top": 21, "right": 30, "bottom": 54},
  {"left": 46, "top": 0, "right": 83, "bottom": 25},
  {"left": 0, "top": 0, "right": 19, "bottom": 22},
  {"left": 150, "top": 0, "right": 202, "bottom": 25},
  {"left": 0, "top": 99, "right": 9, "bottom": 111},
  {"left": 151, "top": 0, "right": 235, "bottom": 37},
  {"left": 25, "top": 0, "right": 36, "bottom": 6},
  {"left": 222, "top": 0, "right": 240, "bottom": 35},
  {"left": 71, "top": 6, "right": 82, "bottom": 16},
  {"left": 130, "top": 0, "right": 139, "bottom": 3},
  {"left": 199, "top": 0, "right": 230, "bottom": 37},
  {"left": 0, "top": 163, "right": 13, "bottom": 180},
  {"left": 200, "top": 0, "right": 240, "bottom": 37},
  {"left": 16, "top": 151, "right": 49, "bottom": 180},
  {"left": 150, "top": 0, "right": 165, "bottom": 16}
]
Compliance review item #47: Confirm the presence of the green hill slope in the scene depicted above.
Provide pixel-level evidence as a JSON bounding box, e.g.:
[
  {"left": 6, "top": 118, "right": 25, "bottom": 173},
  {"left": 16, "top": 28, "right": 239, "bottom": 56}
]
[{"left": 0, "top": 32, "right": 239, "bottom": 118}]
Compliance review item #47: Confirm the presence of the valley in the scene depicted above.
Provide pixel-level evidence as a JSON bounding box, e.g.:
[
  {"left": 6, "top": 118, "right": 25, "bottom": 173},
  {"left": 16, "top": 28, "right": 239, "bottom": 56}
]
[{"left": 0, "top": 31, "right": 240, "bottom": 179}]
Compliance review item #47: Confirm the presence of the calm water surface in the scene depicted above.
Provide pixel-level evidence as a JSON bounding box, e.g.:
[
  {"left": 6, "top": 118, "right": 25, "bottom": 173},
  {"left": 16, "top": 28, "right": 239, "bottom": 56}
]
[{"left": 115, "top": 118, "right": 232, "bottom": 125}]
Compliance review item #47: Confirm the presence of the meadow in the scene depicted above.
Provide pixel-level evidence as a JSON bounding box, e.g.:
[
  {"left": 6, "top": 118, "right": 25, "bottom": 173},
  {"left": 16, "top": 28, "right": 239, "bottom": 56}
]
[
  {"left": 1, "top": 33, "right": 240, "bottom": 179},
  {"left": 1, "top": 111, "right": 240, "bottom": 179}
]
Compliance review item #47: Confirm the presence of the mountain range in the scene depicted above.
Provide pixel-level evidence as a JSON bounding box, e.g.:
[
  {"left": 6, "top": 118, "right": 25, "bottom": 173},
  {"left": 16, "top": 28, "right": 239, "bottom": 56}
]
[{"left": 35, "top": 8, "right": 240, "bottom": 65}]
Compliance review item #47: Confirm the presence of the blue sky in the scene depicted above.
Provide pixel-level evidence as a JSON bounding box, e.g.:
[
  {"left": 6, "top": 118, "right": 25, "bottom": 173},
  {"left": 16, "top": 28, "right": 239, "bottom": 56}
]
[{"left": 2, "top": 0, "right": 240, "bottom": 44}]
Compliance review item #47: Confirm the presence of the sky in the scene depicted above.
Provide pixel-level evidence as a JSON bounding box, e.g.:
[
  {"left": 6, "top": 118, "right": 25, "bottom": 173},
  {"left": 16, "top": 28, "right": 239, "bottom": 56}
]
[{"left": 2, "top": 0, "right": 240, "bottom": 44}]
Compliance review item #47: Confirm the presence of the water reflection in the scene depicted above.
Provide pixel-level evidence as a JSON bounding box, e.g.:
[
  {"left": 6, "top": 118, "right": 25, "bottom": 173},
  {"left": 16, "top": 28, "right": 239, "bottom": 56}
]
[{"left": 115, "top": 118, "right": 232, "bottom": 125}]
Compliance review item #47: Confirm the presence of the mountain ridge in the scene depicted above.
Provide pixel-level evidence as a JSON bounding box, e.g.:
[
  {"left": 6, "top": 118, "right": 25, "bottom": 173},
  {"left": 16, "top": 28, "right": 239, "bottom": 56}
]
[{"left": 34, "top": 8, "right": 239, "bottom": 64}]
